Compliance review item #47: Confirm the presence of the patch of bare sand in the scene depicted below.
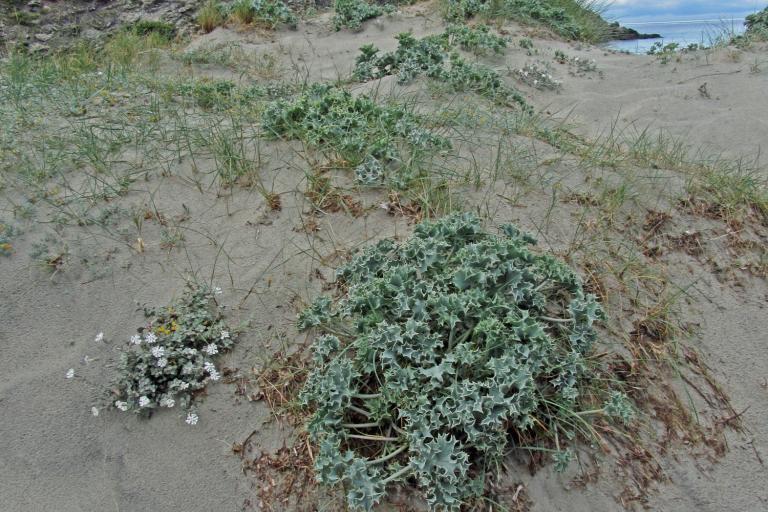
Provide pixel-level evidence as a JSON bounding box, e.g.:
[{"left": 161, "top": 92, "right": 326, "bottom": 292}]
[{"left": 517, "top": 41, "right": 768, "bottom": 166}]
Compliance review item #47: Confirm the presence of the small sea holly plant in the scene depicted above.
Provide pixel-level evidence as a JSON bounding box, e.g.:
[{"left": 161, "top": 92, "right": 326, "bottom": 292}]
[
  {"left": 298, "top": 213, "right": 633, "bottom": 510},
  {"left": 112, "top": 284, "right": 235, "bottom": 422},
  {"left": 261, "top": 83, "right": 449, "bottom": 186},
  {"left": 353, "top": 32, "right": 529, "bottom": 110},
  {"left": 332, "top": 0, "right": 393, "bottom": 31}
]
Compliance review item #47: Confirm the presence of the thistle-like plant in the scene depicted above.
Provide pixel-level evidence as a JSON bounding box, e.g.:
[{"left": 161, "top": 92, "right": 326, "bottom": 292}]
[
  {"left": 332, "top": 0, "right": 393, "bottom": 31},
  {"left": 443, "top": 0, "right": 588, "bottom": 40},
  {"left": 745, "top": 6, "right": 768, "bottom": 40},
  {"left": 444, "top": 23, "right": 507, "bottom": 55},
  {"left": 260, "top": 83, "right": 449, "bottom": 185},
  {"left": 353, "top": 32, "right": 529, "bottom": 111},
  {"left": 299, "top": 213, "right": 633, "bottom": 510},
  {"left": 112, "top": 284, "right": 235, "bottom": 422}
]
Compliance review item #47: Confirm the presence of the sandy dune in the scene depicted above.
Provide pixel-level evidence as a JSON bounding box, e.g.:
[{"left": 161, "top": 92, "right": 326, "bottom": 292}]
[{"left": 1, "top": 6, "right": 767, "bottom": 512}]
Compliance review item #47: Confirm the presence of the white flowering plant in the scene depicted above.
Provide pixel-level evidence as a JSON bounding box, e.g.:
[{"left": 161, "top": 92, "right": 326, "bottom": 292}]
[
  {"left": 112, "top": 284, "right": 235, "bottom": 420},
  {"left": 512, "top": 63, "right": 561, "bottom": 90},
  {"left": 553, "top": 50, "right": 599, "bottom": 76}
]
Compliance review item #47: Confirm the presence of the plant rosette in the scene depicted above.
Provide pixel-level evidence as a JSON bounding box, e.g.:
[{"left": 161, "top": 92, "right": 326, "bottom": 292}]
[
  {"left": 298, "top": 213, "right": 633, "bottom": 510},
  {"left": 112, "top": 284, "right": 236, "bottom": 423}
]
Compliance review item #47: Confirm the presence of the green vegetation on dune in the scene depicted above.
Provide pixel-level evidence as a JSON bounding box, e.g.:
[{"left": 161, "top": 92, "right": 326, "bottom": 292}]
[
  {"left": 1, "top": 25, "right": 767, "bottom": 510},
  {"left": 745, "top": 6, "right": 768, "bottom": 40},
  {"left": 299, "top": 213, "right": 632, "bottom": 511},
  {"left": 443, "top": 0, "right": 614, "bottom": 42},
  {"left": 353, "top": 32, "right": 529, "bottom": 110},
  {"left": 261, "top": 83, "right": 449, "bottom": 186},
  {"left": 333, "top": 0, "right": 394, "bottom": 31}
]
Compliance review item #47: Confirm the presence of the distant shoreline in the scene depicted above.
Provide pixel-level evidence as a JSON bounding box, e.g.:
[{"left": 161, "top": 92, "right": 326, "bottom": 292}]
[{"left": 624, "top": 18, "right": 747, "bottom": 26}]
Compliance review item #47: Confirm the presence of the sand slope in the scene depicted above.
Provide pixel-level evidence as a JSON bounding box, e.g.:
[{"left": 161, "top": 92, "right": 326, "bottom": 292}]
[{"left": 1, "top": 7, "right": 767, "bottom": 512}]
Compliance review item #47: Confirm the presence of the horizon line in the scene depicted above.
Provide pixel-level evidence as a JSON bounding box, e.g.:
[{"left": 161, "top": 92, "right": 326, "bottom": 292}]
[{"left": 619, "top": 18, "right": 748, "bottom": 26}]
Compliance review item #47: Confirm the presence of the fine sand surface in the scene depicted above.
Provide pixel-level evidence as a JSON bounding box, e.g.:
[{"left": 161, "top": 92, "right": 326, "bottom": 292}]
[{"left": 1, "top": 6, "right": 767, "bottom": 512}]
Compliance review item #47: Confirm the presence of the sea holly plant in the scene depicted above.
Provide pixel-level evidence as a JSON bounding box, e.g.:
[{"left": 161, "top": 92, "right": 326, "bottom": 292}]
[
  {"left": 353, "top": 32, "right": 529, "bottom": 111},
  {"left": 248, "top": 0, "right": 298, "bottom": 29},
  {"left": 332, "top": 0, "right": 394, "bottom": 31},
  {"left": 112, "top": 284, "right": 235, "bottom": 424},
  {"left": 444, "top": 23, "right": 507, "bottom": 55},
  {"left": 261, "top": 83, "right": 449, "bottom": 186},
  {"left": 298, "top": 213, "right": 634, "bottom": 510},
  {"left": 443, "top": 0, "right": 588, "bottom": 40}
]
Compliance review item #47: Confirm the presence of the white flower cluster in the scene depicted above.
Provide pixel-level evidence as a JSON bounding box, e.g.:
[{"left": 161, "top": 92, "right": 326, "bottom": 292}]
[
  {"left": 203, "top": 361, "right": 221, "bottom": 381},
  {"left": 130, "top": 331, "right": 157, "bottom": 346},
  {"left": 513, "top": 63, "right": 562, "bottom": 91},
  {"left": 111, "top": 285, "right": 236, "bottom": 425}
]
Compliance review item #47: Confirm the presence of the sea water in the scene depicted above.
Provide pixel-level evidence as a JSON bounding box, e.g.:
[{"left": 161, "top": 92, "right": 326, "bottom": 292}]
[{"left": 607, "top": 17, "right": 750, "bottom": 54}]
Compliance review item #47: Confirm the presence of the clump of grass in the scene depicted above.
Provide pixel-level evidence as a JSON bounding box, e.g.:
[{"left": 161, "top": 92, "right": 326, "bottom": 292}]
[
  {"left": 298, "top": 213, "right": 633, "bottom": 511},
  {"left": 112, "top": 284, "right": 236, "bottom": 424},
  {"left": 130, "top": 20, "right": 177, "bottom": 41},
  {"left": 333, "top": 0, "right": 393, "bottom": 31},
  {"left": 11, "top": 9, "right": 40, "bottom": 27},
  {"left": 229, "top": 0, "right": 298, "bottom": 29},
  {"left": 178, "top": 79, "right": 238, "bottom": 109},
  {"left": 353, "top": 32, "right": 530, "bottom": 110},
  {"left": 103, "top": 29, "right": 173, "bottom": 70},
  {"left": 197, "top": 0, "right": 226, "bottom": 33},
  {"left": 260, "top": 83, "right": 449, "bottom": 186}
]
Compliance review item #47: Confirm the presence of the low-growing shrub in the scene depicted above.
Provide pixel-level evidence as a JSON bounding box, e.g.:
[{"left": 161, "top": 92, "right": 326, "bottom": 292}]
[
  {"left": 111, "top": 284, "right": 236, "bottom": 424},
  {"left": 745, "top": 6, "right": 768, "bottom": 40},
  {"left": 299, "top": 213, "right": 633, "bottom": 510},
  {"left": 512, "top": 62, "right": 561, "bottom": 90},
  {"left": 261, "top": 83, "right": 449, "bottom": 185},
  {"left": 554, "top": 49, "right": 598, "bottom": 75},
  {"left": 646, "top": 41, "right": 703, "bottom": 64},
  {"left": 443, "top": 0, "right": 611, "bottom": 42},
  {"left": 333, "top": 0, "right": 393, "bottom": 31},
  {"left": 353, "top": 33, "right": 446, "bottom": 83},
  {"left": 353, "top": 32, "right": 529, "bottom": 110},
  {"left": 444, "top": 23, "right": 507, "bottom": 54},
  {"left": 175, "top": 79, "right": 295, "bottom": 109}
]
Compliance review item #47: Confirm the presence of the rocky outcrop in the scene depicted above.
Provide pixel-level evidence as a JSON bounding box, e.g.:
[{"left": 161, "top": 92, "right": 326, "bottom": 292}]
[
  {"left": 0, "top": 0, "right": 205, "bottom": 52},
  {"left": 607, "top": 22, "right": 661, "bottom": 41}
]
